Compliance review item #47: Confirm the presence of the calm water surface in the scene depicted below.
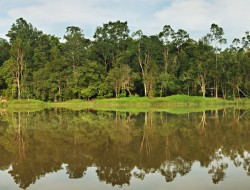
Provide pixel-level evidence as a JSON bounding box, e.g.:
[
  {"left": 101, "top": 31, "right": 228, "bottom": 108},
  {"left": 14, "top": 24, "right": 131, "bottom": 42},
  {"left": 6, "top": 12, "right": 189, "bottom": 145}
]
[{"left": 0, "top": 108, "right": 250, "bottom": 189}]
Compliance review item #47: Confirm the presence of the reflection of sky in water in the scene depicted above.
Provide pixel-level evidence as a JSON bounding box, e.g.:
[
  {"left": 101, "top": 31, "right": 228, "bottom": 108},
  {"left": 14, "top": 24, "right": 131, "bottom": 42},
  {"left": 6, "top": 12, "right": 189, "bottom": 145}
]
[
  {"left": 0, "top": 168, "right": 19, "bottom": 190},
  {"left": 1, "top": 160, "right": 250, "bottom": 190}
]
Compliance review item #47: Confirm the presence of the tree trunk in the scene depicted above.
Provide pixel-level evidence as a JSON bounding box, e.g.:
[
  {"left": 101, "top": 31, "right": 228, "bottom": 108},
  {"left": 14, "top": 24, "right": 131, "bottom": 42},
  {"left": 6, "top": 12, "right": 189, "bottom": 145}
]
[
  {"left": 202, "top": 85, "right": 205, "bottom": 97},
  {"left": 144, "top": 83, "right": 147, "bottom": 97},
  {"left": 214, "top": 79, "right": 218, "bottom": 98},
  {"left": 15, "top": 49, "right": 25, "bottom": 100},
  {"left": 17, "top": 76, "right": 21, "bottom": 100},
  {"left": 201, "top": 75, "right": 206, "bottom": 97},
  {"left": 215, "top": 52, "right": 218, "bottom": 98}
]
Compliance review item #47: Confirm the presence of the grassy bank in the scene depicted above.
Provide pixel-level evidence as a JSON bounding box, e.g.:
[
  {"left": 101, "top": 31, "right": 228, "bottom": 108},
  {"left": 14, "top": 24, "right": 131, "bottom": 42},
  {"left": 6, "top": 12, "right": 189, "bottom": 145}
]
[
  {"left": 50, "top": 95, "right": 250, "bottom": 112},
  {"left": 0, "top": 99, "right": 48, "bottom": 112},
  {"left": 1, "top": 95, "right": 250, "bottom": 112}
]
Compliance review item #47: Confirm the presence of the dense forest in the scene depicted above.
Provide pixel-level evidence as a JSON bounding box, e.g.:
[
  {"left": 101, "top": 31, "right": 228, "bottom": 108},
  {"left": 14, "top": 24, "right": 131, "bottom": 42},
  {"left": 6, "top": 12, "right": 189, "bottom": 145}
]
[{"left": 0, "top": 18, "right": 250, "bottom": 101}]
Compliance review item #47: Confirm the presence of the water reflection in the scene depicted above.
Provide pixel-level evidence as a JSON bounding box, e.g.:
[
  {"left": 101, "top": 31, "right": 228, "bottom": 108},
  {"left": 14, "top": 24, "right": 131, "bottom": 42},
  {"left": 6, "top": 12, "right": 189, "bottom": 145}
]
[{"left": 0, "top": 108, "right": 250, "bottom": 189}]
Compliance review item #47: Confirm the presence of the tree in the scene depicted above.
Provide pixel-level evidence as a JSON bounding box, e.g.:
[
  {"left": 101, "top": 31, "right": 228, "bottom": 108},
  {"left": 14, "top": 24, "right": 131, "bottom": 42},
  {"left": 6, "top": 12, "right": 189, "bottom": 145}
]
[
  {"left": 172, "top": 29, "right": 190, "bottom": 53},
  {"left": 132, "top": 31, "right": 162, "bottom": 97},
  {"left": 159, "top": 25, "right": 175, "bottom": 73},
  {"left": 64, "top": 26, "right": 90, "bottom": 72},
  {"left": 241, "top": 31, "right": 250, "bottom": 50},
  {"left": 182, "top": 39, "right": 214, "bottom": 97},
  {"left": 92, "top": 21, "right": 130, "bottom": 71},
  {"left": 206, "top": 24, "right": 227, "bottom": 98},
  {"left": 63, "top": 26, "right": 90, "bottom": 98},
  {"left": 3, "top": 18, "right": 41, "bottom": 99},
  {"left": 157, "top": 25, "right": 177, "bottom": 96},
  {"left": 107, "top": 64, "right": 132, "bottom": 98},
  {"left": 78, "top": 61, "right": 106, "bottom": 100}
]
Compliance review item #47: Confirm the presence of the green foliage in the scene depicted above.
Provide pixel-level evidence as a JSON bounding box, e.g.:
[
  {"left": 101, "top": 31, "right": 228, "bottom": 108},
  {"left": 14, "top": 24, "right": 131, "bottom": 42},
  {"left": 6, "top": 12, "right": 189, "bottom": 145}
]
[
  {"left": 0, "top": 18, "right": 250, "bottom": 102},
  {"left": 0, "top": 38, "right": 10, "bottom": 66}
]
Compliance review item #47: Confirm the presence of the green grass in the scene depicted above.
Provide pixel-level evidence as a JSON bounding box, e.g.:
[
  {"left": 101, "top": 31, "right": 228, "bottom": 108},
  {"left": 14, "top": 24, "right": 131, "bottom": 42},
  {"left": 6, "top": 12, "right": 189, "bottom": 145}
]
[
  {"left": 7, "top": 99, "right": 45, "bottom": 105},
  {"left": 95, "top": 95, "right": 229, "bottom": 106},
  {"left": 1, "top": 95, "right": 250, "bottom": 113},
  {"left": 0, "top": 99, "right": 47, "bottom": 112},
  {"left": 87, "top": 95, "right": 231, "bottom": 113},
  {"left": 49, "top": 99, "right": 93, "bottom": 110}
]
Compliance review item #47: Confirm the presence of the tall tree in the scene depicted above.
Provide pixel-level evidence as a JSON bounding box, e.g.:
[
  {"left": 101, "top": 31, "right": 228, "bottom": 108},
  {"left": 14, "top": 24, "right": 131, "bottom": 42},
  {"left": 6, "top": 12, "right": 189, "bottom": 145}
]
[
  {"left": 3, "top": 18, "right": 41, "bottom": 99},
  {"left": 63, "top": 26, "right": 89, "bottom": 72},
  {"left": 63, "top": 26, "right": 90, "bottom": 98},
  {"left": 189, "top": 40, "right": 213, "bottom": 97},
  {"left": 92, "top": 21, "right": 130, "bottom": 71},
  {"left": 159, "top": 25, "right": 175, "bottom": 72},
  {"left": 133, "top": 31, "right": 162, "bottom": 97},
  {"left": 206, "top": 24, "right": 227, "bottom": 98},
  {"left": 157, "top": 25, "right": 176, "bottom": 96}
]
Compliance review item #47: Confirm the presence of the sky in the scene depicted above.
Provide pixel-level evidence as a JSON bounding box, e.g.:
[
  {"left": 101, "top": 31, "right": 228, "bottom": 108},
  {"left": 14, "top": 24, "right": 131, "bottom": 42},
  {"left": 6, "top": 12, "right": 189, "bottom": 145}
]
[{"left": 0, "top": 0, "right": 250, "bottom": 44}]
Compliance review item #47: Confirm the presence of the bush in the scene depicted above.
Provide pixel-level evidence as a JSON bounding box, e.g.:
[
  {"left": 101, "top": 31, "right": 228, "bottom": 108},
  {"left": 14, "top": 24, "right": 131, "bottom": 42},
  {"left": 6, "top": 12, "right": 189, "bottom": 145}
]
[{"left": 129, "top": 93, "right": 139, "bottom": 98}]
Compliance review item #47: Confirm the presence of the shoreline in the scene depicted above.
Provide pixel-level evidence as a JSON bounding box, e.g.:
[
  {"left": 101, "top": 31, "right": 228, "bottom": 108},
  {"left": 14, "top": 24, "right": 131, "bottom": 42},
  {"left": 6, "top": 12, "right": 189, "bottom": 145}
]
[{"left": 1, "top": 95, "right": 249, "bottom": 113}]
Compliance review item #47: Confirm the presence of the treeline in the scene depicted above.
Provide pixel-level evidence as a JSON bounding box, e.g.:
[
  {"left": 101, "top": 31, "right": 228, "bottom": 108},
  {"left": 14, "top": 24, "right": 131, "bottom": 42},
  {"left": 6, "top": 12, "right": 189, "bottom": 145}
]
[{"left": 0, "top": 18, "right": 250, "bottom": 101}]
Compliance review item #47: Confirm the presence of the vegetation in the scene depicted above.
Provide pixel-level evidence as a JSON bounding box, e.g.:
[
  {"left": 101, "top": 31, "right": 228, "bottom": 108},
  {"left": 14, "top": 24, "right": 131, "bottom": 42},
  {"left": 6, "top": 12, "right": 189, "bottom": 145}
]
[{"left": 0, "top": 18, "right": 250, "bottom": 102}]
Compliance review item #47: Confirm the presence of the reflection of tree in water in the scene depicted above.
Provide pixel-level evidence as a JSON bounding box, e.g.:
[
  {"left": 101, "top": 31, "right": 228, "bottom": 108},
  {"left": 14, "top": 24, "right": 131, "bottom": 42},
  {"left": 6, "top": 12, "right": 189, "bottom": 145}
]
[
  {"left": 96, "top": 165, "right": 132, "bottom": 186},
  {"left": 8, "top": 112, "right": 30, "bottom": 189},
  {"left": 208, "top": 149, "right": 228, "bottom": 184},
  {"left": 229, "top": 151, "right": 242, "bottom": 167},
  {"left": 140, "top": 112, "right": 153, "bottom": 157},
  {"left": 133, "top": 169, "right": 146, "bottom": 180},
  {"left": 66, "top": 154, "right": 93, "bottom": 179},
  {"left": 197, "top": 111, "right": 207, "bottom": 135},
  {"left": 227, "top": 151, "right": 250, "bottom": 176},
  {"left": 0, "top": 109, "right": 250, "bottom": 188},
  {"left": 160, "top": 158, "right": 192, "bottom": 182},
  {"left": 243, "top": 152, "right": 250, "bottom": 176}
]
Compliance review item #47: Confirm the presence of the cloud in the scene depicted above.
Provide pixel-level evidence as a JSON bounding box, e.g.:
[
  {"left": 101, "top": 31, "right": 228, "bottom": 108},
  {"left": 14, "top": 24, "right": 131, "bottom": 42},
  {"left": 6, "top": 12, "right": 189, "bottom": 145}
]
[
  {"left": 3, "top": 0, "right": 158, "bottom": 37},
  {"left": 154, "top": 0, "right": 250, "bottom": 42},
  {"left": 0, "top": 0, "right": 249, "bottom": 44},
  {"left": 155, "top": 0, "right": 212, "bottom": 30}
]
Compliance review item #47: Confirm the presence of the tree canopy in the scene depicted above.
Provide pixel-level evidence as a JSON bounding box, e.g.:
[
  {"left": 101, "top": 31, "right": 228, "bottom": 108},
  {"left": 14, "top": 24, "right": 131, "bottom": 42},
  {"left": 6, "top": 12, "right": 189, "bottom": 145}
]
[{"left": 0, "top": 18, "right": 250, "bottom": 101}]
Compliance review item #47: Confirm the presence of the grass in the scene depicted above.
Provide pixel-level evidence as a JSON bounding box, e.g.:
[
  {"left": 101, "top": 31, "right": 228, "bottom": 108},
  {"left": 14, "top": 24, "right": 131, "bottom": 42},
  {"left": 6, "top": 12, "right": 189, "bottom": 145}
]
[
  {"left": 49, "top": 95, "right": 250, "bottom": 113},
  {"left": 49, "top": 99, "right": 93, "bottom": 110},
  {"left": 1, "top": 95, "right": 250, "bottom": 113},
  {"left": 0, "top": 99, "right": 48, "bottom": 112},
  {"left": 94, "top": 95, "right": 229, "bottom": 106}
]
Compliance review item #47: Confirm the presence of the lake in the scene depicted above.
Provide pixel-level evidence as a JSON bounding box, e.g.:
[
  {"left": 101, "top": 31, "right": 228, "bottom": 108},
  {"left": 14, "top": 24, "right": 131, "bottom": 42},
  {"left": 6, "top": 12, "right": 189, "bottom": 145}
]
[{"left": 0, "top": 108, "right": 250, "bottom": 189}]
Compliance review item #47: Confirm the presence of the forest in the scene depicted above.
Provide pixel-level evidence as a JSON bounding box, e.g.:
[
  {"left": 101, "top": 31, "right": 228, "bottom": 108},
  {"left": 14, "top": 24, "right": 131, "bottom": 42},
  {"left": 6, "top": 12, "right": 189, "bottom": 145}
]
[{"left": 0, "top": 18, "right": 250, "bottom": 101}]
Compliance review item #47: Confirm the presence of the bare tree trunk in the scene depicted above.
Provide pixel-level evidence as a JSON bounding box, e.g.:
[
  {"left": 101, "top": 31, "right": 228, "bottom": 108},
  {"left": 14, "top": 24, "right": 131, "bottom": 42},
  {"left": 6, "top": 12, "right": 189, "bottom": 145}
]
[
  {"left": 199, "top": 74, "right": 206, "bottom": 97},
  {"left": 214, "top": 79, "right": 218, "bottom": 98},
  {"left": 144, "top": 84, "right": 147, "bottom": 97},
  {"left": 215, "top": 53, "right": 218, "bottom": 98},
  {"left": 17, "top": 76, "right": 21, "bottom": 100},
  {"left": 15, "top": 49, "right": 25, "bottom": 100}
]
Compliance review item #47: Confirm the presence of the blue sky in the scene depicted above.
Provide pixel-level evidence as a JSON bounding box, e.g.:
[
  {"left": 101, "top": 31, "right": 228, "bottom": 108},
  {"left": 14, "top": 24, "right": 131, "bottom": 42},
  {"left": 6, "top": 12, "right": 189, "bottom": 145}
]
[{"left": 0, "top": 0, "right": 249, "bottom": 44}]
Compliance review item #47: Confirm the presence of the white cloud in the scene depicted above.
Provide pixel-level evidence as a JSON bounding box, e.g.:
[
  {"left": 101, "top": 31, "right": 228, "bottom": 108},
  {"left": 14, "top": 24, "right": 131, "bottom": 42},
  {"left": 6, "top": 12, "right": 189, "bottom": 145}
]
[
  {"left": 155, "top": 0, "right": 212, "bottom": 29},
  {"left": 0, "top": 0, "right": 249, "bottom": 44},
  {"left": 3, "top": 0, "right": 146, "bottom": 37},
  {"left": 154, "top": 0, "right": 250, "bottom": 43}
]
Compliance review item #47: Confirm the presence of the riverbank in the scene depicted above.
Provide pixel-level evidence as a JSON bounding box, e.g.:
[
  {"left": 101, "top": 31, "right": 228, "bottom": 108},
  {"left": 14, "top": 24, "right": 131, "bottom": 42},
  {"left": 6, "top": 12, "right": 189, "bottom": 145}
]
[{"left": 1, "top": 95, "right": 250, "bottom": 113}]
